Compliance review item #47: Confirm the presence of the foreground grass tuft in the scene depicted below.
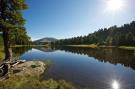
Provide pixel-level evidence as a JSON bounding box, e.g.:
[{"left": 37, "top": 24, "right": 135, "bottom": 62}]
[{"left": 0, "top": 75, "right": 76, "bottom": 89}]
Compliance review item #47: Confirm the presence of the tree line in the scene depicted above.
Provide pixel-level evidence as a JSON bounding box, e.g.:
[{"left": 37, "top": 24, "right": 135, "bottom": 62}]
[{"left": 56, "top": 21, "right": 135, "bottom": 46}]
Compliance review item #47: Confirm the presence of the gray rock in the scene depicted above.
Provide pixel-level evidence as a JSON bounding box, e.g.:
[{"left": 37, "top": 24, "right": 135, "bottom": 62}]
[{"left": 12, "top": 61, "right": 46, "bottom": 76}]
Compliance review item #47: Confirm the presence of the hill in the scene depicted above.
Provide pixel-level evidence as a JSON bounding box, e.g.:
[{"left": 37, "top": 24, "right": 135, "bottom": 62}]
[{"left": 33, "top": 37, "right": 57, "bottom": 45}]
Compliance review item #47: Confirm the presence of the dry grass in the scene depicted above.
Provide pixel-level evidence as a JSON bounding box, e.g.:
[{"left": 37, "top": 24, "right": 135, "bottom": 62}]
[
  {"left": 119, "top": 46, "right": 135, "bottom": 50},
  {"left": 67, "top": 44, "right": 97, "bottom": 48}
]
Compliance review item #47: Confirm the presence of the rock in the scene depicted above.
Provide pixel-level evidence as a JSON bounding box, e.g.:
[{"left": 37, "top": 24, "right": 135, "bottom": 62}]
[{"left": 12, "top": 61, "right": 46, "bottom": 76}]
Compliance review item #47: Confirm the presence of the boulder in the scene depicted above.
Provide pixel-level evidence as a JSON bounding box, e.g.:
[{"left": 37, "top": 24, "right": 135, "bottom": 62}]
[{"left": 12, "top": 61, "right": 46, "bottom": 76}]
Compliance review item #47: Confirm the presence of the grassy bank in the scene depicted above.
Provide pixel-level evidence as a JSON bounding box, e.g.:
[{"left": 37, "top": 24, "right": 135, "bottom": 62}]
[
  {"left": 119, "top": 46, "right": 135, "bottom": 50},
  {"left": 66, "top": 44, "right": 97, "bottom": 48},
  {"left": 66, "top": 44, "right": 135, "bottom": 50},
  {"left": 66, "top": 44, "right": 116, "bottom": 48},
  {"left": 12, "top": 44, "right": 49, "bottom": 47}
]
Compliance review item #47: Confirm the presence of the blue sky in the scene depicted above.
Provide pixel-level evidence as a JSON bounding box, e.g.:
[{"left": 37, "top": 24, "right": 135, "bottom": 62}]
[{"left": 24, "top": 0, "right": 135, "bottom": 40}]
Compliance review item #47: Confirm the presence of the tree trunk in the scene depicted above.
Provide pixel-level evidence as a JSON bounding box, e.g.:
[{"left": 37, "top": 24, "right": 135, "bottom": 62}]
[{"left": 2, "top": 29, "right": 12, "bottom": 61}]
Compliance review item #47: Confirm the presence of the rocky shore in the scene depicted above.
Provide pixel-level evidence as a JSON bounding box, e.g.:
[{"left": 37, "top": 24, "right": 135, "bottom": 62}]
[
  {"left": 12, "top": 61, "right": 46, "bottom": 76},
  {"left": 0, "top": 60, "right": 77, "bottom": 89}
]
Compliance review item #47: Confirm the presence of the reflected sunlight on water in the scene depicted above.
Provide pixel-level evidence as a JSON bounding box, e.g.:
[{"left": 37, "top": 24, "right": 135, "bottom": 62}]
[{"left": 112, "top": 80, "right": 120, "bottom": 89}]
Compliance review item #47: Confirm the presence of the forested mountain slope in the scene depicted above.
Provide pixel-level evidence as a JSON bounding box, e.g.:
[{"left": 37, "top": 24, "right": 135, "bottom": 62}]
[{"left": 56, "top": 21, "right": 135, "bottom": 46}]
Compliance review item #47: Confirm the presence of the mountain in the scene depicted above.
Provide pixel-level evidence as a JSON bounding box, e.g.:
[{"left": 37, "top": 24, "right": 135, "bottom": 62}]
[{"left": 33, "top": 37, "right": 57, "bottom": 45}]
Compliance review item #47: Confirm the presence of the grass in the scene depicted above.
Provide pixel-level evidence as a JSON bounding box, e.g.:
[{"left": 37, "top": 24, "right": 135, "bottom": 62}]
[
  {"left": 0, "top": 46, "right": 4, "bottom": 61},
  {"left": 0, "top": 75, "right": 76, "bottom": 89},
  {"left": 67, "top": 44, "right": 97, "bottom": 48},
  {"left": 12, "top": 44, "right": 49, "bottom": 47},
  {"left": 66, "top": 44, "right": 117, "bottom": 48},
  {"left": 99, "top": 45, "right": 116, "bottom": 48},
  {"left": 119, "top": 46, "right": 135, "bottom": 50}
]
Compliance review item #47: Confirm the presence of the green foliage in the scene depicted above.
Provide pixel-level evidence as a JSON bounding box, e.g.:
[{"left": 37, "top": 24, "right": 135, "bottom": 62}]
[
  {"left": 10, "top": 28, "right": 32, "bottom": 45},
  {"left": 0, "top": 34, "right": 4, "bottom": 60},
  {"left": 56, "top": 21, "right": 135, "bottom": 46},
  {"left": 0, "top": 76, "right": 76, "bottom": 89},
  {"left": 0, "top": 0, "right": 32, "bottom": 46},
  {"left": 0, "top": 0, "right": 27, "bottom": 27}
]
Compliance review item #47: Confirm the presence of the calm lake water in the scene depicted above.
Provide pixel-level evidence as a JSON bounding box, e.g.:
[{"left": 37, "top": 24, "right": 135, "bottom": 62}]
[{"left": 13, "top": 46, "right": 135, "bottom": 89}]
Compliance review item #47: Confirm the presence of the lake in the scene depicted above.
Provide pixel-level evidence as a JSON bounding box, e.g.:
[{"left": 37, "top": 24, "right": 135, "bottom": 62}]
[{"left": 13, "top": 46, "right": 135, "bottom": 89}]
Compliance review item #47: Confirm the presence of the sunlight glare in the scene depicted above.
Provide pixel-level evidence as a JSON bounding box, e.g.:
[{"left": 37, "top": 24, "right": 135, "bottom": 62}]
[
  {"left": 106, "top": 0, "right": 124, "bottom": 12},
  {"left": 112, "top": 80, "right": 120, "bottom": 89}
]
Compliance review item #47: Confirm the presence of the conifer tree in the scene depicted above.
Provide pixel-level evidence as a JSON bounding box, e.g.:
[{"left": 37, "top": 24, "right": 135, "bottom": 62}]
[{"left": 0, "top": 0, "right": 27, "bottom": 61}]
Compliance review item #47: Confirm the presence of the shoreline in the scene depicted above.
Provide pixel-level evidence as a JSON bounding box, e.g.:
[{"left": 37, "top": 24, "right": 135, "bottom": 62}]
[
  {"left": 119, "top": 46, "right": 135, "bottom": 50},
  {"left": 65, "top": 44, "right": 97, "bottom": 48},
  {"left": 65, "top": 45, "right": 135, "bottom": 50},
  {"left": 4, "top": 44, "right": 135, "bottom": 51},
  {"left": 11, "top": 45, "right": 49, "bottom": 48},
  {"left": 0, "top": 60, "right": 77, "bottom": 89}
]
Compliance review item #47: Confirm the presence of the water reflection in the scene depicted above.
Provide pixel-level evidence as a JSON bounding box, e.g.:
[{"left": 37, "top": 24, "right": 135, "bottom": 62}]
[
  {"left": 112, "top": 80, "right": 120, "bottom": 89},
  {"left": 34, "top": 46, "right": 56, "bottom": 52},
  {"left": 14, "top": 46, "right": 135, "bottom": 89},
  {"left": 57, "top": 46, "right": 135, "bottom": 70},
  {"left": 12, "top": 46, "right": 32, "bottom": 59},
  {"left": 13, "top": 46, "right": 135, "bottom": 70}
]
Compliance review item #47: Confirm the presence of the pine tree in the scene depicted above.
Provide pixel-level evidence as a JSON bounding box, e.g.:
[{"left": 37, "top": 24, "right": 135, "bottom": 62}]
[{"left": 0, "top": 0, "right": 27, "bottom": 61}]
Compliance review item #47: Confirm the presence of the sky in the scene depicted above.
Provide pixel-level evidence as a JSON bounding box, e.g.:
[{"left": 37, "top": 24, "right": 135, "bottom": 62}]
[{"left": 24, "top": 0, "right": 135, "bottom": 40}]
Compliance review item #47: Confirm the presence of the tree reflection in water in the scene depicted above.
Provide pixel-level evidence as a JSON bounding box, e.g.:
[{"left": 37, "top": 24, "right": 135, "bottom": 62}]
[
  {"left": 12, "top": 46, "right": 135, "bottom": 70},
  {"left": 12, "top": 46, "right": 32, "bottom": 60},
  {"left": 57, "top": 46, "right": 135, "bottom": 70}
]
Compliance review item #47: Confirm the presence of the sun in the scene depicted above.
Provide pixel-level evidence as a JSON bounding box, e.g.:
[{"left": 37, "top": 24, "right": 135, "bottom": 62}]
[{"left": 106, "top": 0, "right": 124, "bottom": 12}]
